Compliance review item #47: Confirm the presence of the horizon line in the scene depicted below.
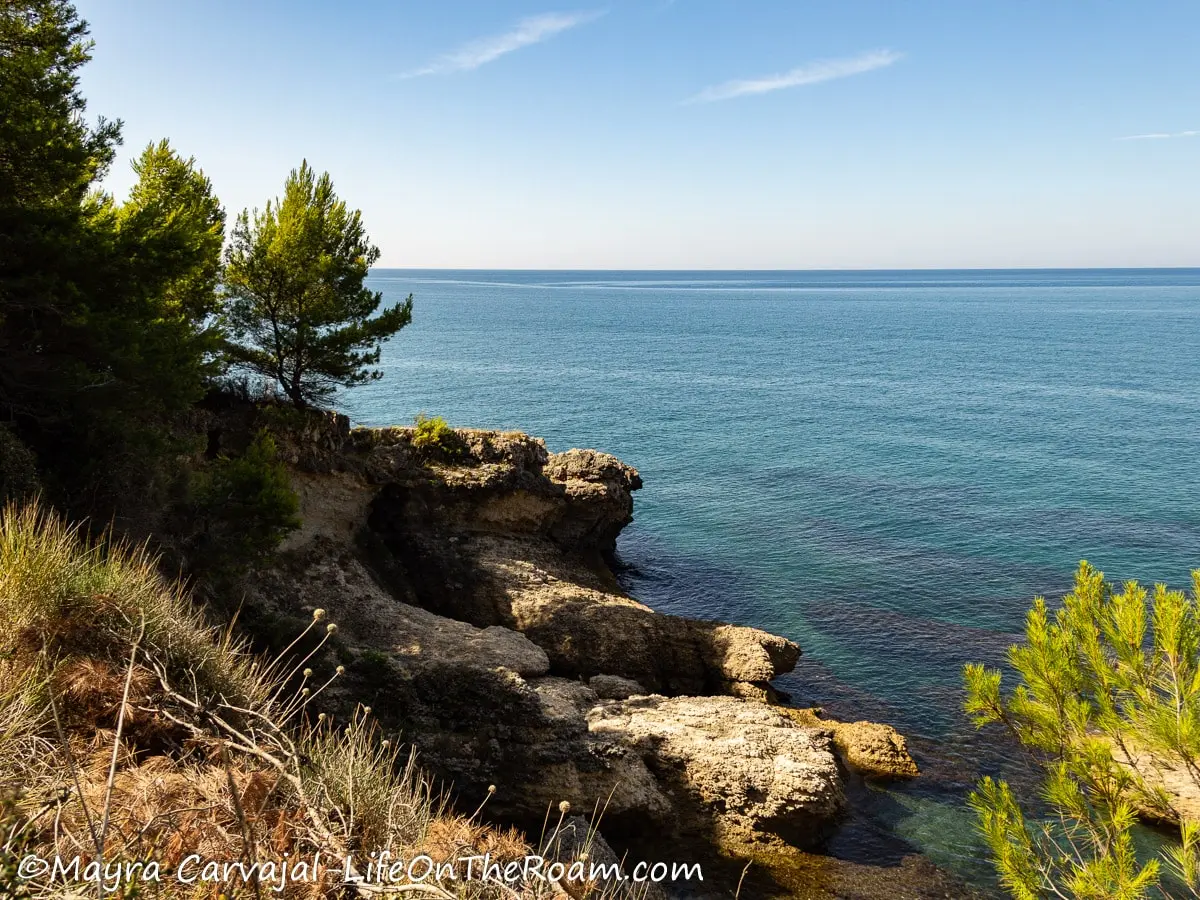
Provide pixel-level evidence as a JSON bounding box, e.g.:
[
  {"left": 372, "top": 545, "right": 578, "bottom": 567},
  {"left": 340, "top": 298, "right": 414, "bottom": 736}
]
[{"left": 369, "top": 265, "right": 1200, "bottom": 272}]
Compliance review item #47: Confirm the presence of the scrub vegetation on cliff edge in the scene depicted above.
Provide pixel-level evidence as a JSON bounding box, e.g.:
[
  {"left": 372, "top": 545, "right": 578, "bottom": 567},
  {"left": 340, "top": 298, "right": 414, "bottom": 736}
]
[{"left": 0, "top": 500, "right": 647, "bottom": 898}]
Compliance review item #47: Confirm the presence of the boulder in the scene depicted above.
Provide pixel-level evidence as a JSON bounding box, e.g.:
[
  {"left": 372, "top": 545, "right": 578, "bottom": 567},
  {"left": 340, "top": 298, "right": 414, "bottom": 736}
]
[
  {"left": 833, "top": 721, "right": 919, "bottom": 780},
  {"left": 588, "top": 694, "right": 846, "bottom": 848},
  {"left": 781, "top": 709, "right": 919, "bottom": 780}
]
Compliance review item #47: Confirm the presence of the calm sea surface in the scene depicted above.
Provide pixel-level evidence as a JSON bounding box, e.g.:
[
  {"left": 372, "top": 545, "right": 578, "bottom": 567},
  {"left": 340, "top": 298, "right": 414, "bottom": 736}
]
[{"left": 348, "top": 269, "right": 1200, "bottom": 888}]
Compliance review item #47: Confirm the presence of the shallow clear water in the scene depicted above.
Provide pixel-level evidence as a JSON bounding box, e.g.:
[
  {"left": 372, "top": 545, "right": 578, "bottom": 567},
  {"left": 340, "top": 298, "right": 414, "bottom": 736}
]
[{"left": 348, "top": 269, "right": 1200, "bottom": 887}]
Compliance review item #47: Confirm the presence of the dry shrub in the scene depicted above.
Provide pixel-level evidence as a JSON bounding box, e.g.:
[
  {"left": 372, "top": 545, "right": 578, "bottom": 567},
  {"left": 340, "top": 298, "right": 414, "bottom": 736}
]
[
  {"left": 0, "top": 501, "right": 643, "bottom": 899},
  {"left": 423, "top": 815, "right": 531, "bottom": 866}
]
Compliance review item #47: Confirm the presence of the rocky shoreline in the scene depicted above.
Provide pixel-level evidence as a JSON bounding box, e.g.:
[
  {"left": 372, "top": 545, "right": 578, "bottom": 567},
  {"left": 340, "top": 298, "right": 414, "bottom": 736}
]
[{"left": 206, "top": 403, "right": 956, "bottom": 896}]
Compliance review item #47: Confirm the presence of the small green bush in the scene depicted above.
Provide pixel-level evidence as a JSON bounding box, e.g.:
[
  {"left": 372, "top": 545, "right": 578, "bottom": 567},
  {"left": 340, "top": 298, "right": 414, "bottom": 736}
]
[
  {"left": 187, "top": 429, "right": 300, "bottom": 576},
  {"left": 0, "top": 427, "right": 39, "bottom": 504},
  {"left": 411, "top": 412, "right": 465, "bottom": 460}
]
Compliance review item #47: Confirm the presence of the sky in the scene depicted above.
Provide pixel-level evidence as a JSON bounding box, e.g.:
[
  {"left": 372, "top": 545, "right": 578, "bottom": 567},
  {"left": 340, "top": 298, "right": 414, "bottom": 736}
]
[{"left": 74, "top": 0, "right": 1200, "bottom": 269}]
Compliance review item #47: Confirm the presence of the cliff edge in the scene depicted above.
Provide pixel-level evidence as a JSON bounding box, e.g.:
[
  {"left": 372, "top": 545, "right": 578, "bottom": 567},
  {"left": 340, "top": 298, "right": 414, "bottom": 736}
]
[{"left": 203, "top": 404, "right": 916, "bottom": 871}]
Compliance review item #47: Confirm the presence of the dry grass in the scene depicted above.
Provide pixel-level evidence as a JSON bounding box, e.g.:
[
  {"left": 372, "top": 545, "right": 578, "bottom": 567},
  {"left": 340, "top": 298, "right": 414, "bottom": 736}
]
[
  {"left": 0, "top": 501, "right": 270, "bottom": 708},
  {"left": 0, "top": 501, "right": 651, "bottom": 899}
]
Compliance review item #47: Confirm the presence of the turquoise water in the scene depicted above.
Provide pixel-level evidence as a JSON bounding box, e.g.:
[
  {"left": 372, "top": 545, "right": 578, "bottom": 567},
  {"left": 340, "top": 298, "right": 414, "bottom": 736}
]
[{"left": 348, "top": 269, "right": 1200, "bottom": 886}]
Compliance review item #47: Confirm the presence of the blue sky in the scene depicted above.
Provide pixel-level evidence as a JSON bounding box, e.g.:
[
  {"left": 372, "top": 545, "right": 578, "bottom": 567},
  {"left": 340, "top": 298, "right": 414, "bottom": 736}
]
[{"left": 75, "top": 1, "right": 1200, "bottom": 268}]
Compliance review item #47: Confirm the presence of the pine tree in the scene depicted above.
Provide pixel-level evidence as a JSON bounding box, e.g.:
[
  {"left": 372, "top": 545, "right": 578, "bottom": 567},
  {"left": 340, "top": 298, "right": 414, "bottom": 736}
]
[
  {"left": 1, "top": 1, "right": 227, "bottom": 524},
  {"left": 964, "top": 562, "right": 1200, "bottom": 898},
  {"left": 222, "top": 162, "right": 412, "bottom": 408},
  {"left": 111, "top": 140, "right": 227, "bottom": 411},
  {"left": 0, "top": 0, "right": 121, "bottom": 419},
  {"left": 0, "top": 3, "right": 225, "bottom": 422}
]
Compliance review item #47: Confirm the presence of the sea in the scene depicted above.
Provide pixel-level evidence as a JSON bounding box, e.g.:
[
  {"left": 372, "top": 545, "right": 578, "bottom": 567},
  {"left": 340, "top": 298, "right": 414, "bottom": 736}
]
[{"left": 346, "top": 268, "right": 1200, "bottom": 891}]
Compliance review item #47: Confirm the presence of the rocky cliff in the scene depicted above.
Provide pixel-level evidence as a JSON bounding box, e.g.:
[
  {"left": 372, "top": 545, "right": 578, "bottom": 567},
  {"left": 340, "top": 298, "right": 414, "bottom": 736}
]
[{"left": 206, "top": 404, "right": 917, "bottom": 884}]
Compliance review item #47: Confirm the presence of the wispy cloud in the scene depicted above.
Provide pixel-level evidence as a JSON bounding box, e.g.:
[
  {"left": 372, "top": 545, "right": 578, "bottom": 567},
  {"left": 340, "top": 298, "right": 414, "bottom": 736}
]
[
  {"left": 402, "top": 10, "right": 604, "bottom": 78},
  {"left": 687, "top": 49, "right": 903, "bottom": 103},
  {"left": 1116, "top": 130, "right": 1198, "bottom": 141}
]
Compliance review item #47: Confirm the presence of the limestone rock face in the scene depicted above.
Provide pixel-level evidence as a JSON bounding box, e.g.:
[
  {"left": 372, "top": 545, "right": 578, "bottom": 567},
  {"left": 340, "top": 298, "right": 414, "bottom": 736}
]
[
  {"left": 245, "top": 542, "right": 668, "bottom": 829},
  {"left": 351, "top": 430, "right": 640, "bottom": 558},
  {"left": 248, "top": 538, "right": 550, "bottom": 678},
  {"left": 246, "top": 541, "right": 843, "bottom": 848},
  {"left": 216, "top": 408, "right": 898, "bottom": 865},
  {"left": 307, "top": 425, "right": 805, "bottom": 698},
  {"left": 543, "top": 448, "right": 643, "bottom": 487},
  {"left": 833, "top": 721, "right": 920, "bottom": 780},
  {"left": 588, "top": 695, "right": 846, "bottom": 848},
  {"left": 542, "top": 448, "right": 643, "bottom": 551},
  {"left": 781, "top": 708, "right": 919, "bottom": 780},
  {"left": 707, "top": 622, "right": 801, "bottom": 683},
  {"left": 465, "top": 534, "right": 800, "bottom": 697}
]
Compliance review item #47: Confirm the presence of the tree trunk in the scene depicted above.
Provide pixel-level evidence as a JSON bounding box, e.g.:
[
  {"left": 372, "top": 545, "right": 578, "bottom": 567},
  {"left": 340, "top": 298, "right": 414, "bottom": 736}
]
[{"left": 285, "top": 377, "right": 306, "bottom": 409}]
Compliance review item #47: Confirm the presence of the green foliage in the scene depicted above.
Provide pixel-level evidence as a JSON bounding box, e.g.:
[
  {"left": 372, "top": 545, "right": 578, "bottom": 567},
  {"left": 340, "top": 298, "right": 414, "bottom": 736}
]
[
  {"left": 1, "top": 2, "right": 227, "bottom": 527},
  {"left": 301, "top": 708, "right": 431, "bottom": 854},
  {"left": 969, "top": 770, "right": 1159, "bottom": 900},
  {"left": 411, "top": 412, "right": 465, "bottom": 459},
  {"left": 186, "top": 430, "right": 300, "bottom": 577},
  {"left": 0, "top": 0, "right": 116, "bottom": 206},
  {"left": 222, "top": 161, "right": 413, "bottom": 408},
  {"left": 1, "top": 4, "right": 223, "bottom": 420},
  {"left": 108, "top": 139, "right": 227, "bottom": 408},
  {"left": 0, "top": 0, "right": 120, "bottom": 419},
  {"left": 255, "top": 400, "right": 316, "bottom": 430},
  {"left": 964, "top": 562, "right": 1200, "bottom": 898},
  {"left": 0, "top": 428, "right": 39, "bottom": 504}
]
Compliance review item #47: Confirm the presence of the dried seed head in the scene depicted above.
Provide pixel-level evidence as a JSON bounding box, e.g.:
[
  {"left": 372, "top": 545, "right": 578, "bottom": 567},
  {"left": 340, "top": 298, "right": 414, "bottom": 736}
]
[
  {"left": 336, "top": 665, "right": 346, "bottom": 675},
  {"left": 326, "top": 623, "right": 338, "bottom": 635},
  {"left": 381, "top": 740, "right": 391, "bottom": 749},
  {"left": 303, "top": 668, "right": 313, "bottom": 678},
  {"left": 312, "top": 609, "right": 327, "bottom": 622},
  {"left": 488, "top": 784, "right": 497, "bottom": 794},
  {"left": 558, "top": 801, "right": 571, "bottom": 814},
  {"left": 301, "top": 687, "right": 311, "bottom": 697},
  {"left": 318, "top": 712, "right": 326, "bottom": 722},
  {"left": 363, "top": 706, "right": 372, "bottom": 715}
]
